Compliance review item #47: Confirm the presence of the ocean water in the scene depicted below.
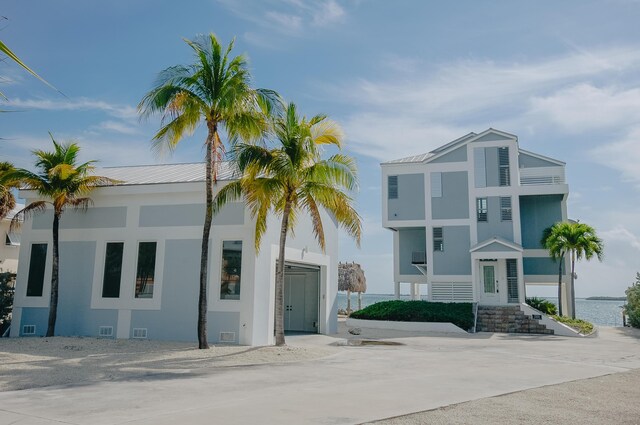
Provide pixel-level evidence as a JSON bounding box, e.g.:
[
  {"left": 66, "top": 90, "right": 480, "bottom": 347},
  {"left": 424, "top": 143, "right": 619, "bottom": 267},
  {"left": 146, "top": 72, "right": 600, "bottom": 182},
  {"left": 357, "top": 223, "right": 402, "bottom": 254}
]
[{"left": 337, "top": 294, "right": 627, "bottom": 327}]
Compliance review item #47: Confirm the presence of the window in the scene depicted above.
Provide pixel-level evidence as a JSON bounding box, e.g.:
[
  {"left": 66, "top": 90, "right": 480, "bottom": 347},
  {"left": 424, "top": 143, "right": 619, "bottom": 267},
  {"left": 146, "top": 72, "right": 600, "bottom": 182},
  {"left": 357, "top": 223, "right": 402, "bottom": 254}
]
[
  {"left": 102, "top": 242, "right": 124, "bottom": 298},
  {"left": 5, "top": 231, "right": 20, "bottom": 246},
  {"left": 476, "top": 198, "right": 488, "bottom": 222},
  {"left": 135, "top": 242, "right": 157, "bottom": 298},
  {"left": 433, "top": 227, "right": 444, "bottom": 252},
  {"left": 220, "top": 241, "right": 242, "bottom": 300},
  {"left": 500, "top": 197, "right": 512, "bottom": 221},
  {"left": 26, "top": 243, "right": 47, "bottom": 297},
  {"left": 388, "top": 175, "right": 398, "bottom": 199},
  {"left": 498, "top": 147, "right": 510, "bottom": 186}
]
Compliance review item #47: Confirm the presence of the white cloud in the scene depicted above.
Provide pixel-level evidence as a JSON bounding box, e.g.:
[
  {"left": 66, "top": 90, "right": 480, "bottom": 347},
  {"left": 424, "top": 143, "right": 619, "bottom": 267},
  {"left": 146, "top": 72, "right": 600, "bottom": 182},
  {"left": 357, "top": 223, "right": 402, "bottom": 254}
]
[
  {"left": 528, "top": 84, "right": 640, "bottom": 133},
  {"left": 93, "top": 120, "right": 141, "bottom": 135},
  {"left": 218, "top": 0, "right": 347, "bottom": 40},
  {"left": 328, "top": 46, "right": 640, "bottom": 161},
  {"left": 7, "top": 97, "right": 137, "bottom": 120},
  {"left": 589, "top": 126, "right": 640, "bottom": 184}
]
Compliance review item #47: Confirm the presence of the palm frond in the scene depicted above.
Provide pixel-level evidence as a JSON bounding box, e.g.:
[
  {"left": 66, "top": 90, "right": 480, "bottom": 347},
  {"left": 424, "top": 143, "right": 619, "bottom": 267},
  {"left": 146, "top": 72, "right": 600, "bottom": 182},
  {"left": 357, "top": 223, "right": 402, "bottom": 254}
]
[{"left": 10, "top": 201, "right": 48, "bottom": 231}]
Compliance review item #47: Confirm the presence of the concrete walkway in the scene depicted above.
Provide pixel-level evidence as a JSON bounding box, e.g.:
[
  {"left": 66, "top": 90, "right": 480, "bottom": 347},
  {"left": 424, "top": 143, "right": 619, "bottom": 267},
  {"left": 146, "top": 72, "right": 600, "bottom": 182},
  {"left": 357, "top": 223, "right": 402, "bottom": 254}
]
[{"left": 1, "top": 327, "right": 639, "bottom": 425}]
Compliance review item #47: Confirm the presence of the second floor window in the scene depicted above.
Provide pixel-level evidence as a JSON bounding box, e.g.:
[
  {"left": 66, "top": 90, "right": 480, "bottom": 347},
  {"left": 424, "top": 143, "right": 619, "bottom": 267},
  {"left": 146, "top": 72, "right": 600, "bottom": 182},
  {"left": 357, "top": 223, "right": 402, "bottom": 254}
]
[
  {"left": 388, "top": 175, "right": 398, "bottom": 199},
  {"left": 499, "top": 147, "right": 510, "bottom": 186},
  {"left": 476, "top": 198, "right": 488, "bottom": 222},
  {"left": 433, "top": 227, "right": 444, "bottom": 252},
  {"left": 500, "top": 197, "right": 512, "bottom": 221}
]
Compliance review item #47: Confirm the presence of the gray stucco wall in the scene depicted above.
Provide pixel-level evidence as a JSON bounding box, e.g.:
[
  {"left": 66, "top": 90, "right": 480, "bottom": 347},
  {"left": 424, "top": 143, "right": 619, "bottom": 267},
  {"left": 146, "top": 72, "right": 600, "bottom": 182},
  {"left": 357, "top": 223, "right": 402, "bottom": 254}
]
[
  {"left": 520, "top": 195, "right": 563, "bottom": 249},
  {"left": 433, "top": 225, "right": 471, "bottom": 275},
  {"left": 398, "top": 228, "right": 426, "bottom": 275},
  {"left": 139, "top": 203, "right": 244, "bottom": 227},
  {"left": 477, "top": 196, "right": 514, "bottom": 243},
  {"left": 388, "top": 173, "right": 425, "bottom": 221},
  {"left": 58, "top": 241, "right": 118, "bottom": 336},
  {"left": 32, "top": 207, "right": 127, "bottom": 229},
  {"left": 129, "top": 238, "right": 240, "bottom": 343},
  {"left": 485, "top": 147, "right": 500, "bottom": 187},
  {"left": 20, "top": 241, "right": 119, "bottom": 337},
  {"left": 523, "top": 257, "right": 559, "bottom": 275},
  {"left": 431, "top": 171, "right": 469, "bottom": 219},
  {"left": 430, "top": 146, "right": 467, "bottom": 163},
  {"left": 519, "top": 153, "right": 559, "bottom": 168},
  {"left": 472, "top": 133, "right": 511, "bottom": 143},
  {"left": 19, "top": 307, "right": 48, "bottom": 336}
]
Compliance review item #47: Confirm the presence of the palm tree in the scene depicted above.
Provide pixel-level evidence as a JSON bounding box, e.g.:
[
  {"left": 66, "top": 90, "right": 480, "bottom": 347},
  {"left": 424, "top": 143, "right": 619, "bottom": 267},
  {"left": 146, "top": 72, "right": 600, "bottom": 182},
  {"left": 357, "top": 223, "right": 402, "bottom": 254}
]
[
  {"left": 10, "top": 135, "right": 116, "bottom": 336},
  {"left": 542, "top": 221, "right": 604, "bottom": 319},
  {"left": 213, "top": 103, "right": 362, "bottom": 346},
  {"left": 138, "top": 33, "right": 279, "bottom": 349},
  {"left": 0, "top": 162, "right": 18, "bottom": 219}
]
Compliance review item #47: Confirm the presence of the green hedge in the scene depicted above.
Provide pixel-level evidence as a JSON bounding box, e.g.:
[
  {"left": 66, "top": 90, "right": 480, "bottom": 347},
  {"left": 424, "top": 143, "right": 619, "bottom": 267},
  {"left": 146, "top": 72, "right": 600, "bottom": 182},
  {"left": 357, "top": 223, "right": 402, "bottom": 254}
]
[
  {"left": 551, "top": 315, "right": 594, "bottom": 334},
  {"left": 526, "top": 297, "right": 557, "bottom": 315},
  {"left": 626, "top": 273, "right": 640, "bottom": 329},
  {"left": 350, "top": 300, "right": 474, "bottom": 330}
]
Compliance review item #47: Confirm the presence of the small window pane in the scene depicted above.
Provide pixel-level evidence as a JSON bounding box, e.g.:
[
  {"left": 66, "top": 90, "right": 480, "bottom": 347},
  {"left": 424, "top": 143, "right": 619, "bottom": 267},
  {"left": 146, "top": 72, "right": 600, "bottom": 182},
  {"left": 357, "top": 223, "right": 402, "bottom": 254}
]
[
  {"left": 102, "top": 242, "right": 124, "bottom": 298},
  {"left": 499, "top": 147, "right": 510, "bottom": 186},
  {"left": 388, "top": 176, "right": 398, "bottom": 199},
  {"left": 135, "top": 242, "right": 157, "bottom": 298},
  {"left": 500, "top": 197, "right": 512, "bottom": 221},
  {"left": 433, "top": 227, "right": 444, "bottom": 252},
  {"left": 26, "top": 243, "right": 47, "bottom": 297},
  {"left": 477, "top": 198, "right": 488, "bottom": 222},
  {"left": 220, "top": 241, "right": 242, "bottom": 300}
]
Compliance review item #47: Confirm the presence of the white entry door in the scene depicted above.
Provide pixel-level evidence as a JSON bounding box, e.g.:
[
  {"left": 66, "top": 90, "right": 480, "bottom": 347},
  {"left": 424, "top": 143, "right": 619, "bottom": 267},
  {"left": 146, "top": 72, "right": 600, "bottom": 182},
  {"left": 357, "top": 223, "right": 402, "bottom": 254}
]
[{"left": 480, "top": 264, "right": 500, "bottom": 304}]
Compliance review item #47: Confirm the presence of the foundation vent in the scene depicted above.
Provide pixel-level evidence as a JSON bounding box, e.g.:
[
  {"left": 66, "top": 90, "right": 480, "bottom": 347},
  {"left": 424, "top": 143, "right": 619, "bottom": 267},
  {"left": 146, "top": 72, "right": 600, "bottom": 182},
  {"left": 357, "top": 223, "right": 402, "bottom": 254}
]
[
  {"left": 132, "top": 328, "right": 148, "bottom": 339},
  {"left": 219, "top": 332, "right": 236, "bottom": 343},
  {"left": 98, "top": 326, "right": 114, "bottom": 337},
  {"left": 22, "top": 325, "right": 36, "bottom": 335}
]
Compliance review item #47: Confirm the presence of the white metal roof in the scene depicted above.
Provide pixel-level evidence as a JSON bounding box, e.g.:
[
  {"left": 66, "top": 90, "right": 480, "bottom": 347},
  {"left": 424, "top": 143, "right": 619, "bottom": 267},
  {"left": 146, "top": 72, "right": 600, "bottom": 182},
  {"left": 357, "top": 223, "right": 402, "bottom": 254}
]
[
  {"left": 98, "top": 162, "right": 238, "bottom": 186},
  {"left": 384, "top": 152, "right": 435, "bottom": 164}
]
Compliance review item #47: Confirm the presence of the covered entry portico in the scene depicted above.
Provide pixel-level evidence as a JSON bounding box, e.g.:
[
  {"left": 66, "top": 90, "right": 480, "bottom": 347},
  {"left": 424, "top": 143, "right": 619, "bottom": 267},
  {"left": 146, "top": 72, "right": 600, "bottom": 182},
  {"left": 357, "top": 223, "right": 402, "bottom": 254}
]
[{"left": 470, "top": 238, "right": 525, "bottom": 305}]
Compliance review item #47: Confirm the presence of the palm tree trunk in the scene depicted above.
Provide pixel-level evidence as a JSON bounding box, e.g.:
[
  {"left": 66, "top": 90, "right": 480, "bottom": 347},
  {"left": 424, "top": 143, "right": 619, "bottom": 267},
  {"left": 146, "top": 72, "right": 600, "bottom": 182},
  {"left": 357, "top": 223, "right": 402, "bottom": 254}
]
[
  {"left": 197, "top": 129, "right": 215, "bottom": 349},
  {"left": 46, "top": 210, "right": 60, "bottom": 337},
  {"left": 275, "top": 199, "right": 292, "bottom": 346},
  {"left": 557, "top": 252, "right": 564, "bottom": 317},
  {"left": 570, "top": 250, "right": 576, "bottom": 319}
]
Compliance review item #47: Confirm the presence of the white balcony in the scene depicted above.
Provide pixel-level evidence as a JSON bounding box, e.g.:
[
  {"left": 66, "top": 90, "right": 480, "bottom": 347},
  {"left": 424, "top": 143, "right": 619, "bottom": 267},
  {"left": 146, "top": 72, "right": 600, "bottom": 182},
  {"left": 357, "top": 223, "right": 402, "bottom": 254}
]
[{"left": 519, "top": 166, "right": 565, "bottom": 186}]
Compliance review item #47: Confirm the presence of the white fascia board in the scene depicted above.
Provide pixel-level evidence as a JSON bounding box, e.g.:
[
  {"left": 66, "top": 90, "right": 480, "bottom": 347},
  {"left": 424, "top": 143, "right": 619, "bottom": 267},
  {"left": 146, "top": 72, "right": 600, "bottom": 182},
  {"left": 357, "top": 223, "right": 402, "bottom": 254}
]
[
  {"left": 467, "top": 128, "right": 518, "bottom": 143},
  {"left": 518, "top": 184, "right": 569, "bottom": 196},
  {"left": 470, "top": 237, "right": 523, "bottom": 253},
  {"left": 471, "top": 251, "right": 523, "bottom": 260}
]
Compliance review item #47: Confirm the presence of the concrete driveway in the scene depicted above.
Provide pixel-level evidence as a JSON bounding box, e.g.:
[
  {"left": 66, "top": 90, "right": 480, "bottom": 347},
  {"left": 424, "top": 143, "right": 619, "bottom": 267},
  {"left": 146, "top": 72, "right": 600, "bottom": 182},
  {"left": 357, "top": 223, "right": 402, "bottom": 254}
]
[{"left": 1, "top": 327, "right": 639, "bottom": 425}]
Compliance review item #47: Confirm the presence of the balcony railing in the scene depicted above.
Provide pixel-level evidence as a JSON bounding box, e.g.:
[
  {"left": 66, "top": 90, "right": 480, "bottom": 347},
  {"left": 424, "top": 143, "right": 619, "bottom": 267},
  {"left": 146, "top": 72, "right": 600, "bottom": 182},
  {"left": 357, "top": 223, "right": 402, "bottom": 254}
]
[{"left": 519, "top": 166, "right": 565, "bottom": 186}]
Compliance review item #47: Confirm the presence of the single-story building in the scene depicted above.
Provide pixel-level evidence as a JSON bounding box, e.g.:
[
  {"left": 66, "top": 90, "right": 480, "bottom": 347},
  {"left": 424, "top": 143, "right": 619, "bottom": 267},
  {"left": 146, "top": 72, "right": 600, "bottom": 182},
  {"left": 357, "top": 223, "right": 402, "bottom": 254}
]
[{"left": 11, "top": 162, "right": 338, "bottom": 345}]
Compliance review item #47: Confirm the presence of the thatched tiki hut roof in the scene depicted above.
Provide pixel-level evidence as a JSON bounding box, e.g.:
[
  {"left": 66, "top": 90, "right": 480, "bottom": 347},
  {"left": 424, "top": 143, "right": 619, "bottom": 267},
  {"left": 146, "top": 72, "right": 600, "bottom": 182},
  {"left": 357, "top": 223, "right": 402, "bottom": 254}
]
[{"left": 338, "top": 262, "right": 367, "bottom": 294}]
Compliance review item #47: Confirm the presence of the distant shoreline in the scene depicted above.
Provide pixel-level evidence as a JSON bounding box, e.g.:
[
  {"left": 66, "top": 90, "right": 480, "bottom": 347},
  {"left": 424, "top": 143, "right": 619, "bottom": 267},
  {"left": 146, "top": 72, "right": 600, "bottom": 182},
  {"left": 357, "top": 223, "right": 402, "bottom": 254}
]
[{"left": 585, "top": 296, "right": 626, "bottom": 301}]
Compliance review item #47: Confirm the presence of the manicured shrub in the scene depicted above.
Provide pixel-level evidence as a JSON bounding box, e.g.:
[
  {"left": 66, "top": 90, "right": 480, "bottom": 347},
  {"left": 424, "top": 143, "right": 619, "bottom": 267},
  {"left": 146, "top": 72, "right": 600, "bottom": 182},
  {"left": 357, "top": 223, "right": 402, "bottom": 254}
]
[
  {"left": 625, "top": 272, "right": 640, "bottom": 328},
  {"left": 551, "top": 315, "right": 594, "bottom": 334},
  {"left": 526, "top": 297, "right": 558, "bottom": 315},
  {"left": 349, "top": 300, "right": 474, "bottom": 330}
]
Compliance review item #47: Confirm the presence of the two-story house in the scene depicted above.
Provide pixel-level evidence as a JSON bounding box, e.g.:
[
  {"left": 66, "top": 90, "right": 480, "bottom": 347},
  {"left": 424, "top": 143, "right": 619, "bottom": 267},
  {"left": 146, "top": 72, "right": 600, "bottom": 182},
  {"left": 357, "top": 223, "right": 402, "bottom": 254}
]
[{"left": 381, "top": 129, "right": 572, "bottom": 316}]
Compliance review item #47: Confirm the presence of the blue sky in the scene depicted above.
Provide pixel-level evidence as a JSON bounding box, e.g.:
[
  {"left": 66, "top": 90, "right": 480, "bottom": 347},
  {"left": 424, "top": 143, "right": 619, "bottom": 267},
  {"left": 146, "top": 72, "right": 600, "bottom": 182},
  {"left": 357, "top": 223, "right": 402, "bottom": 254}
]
[{"left": 2, "top": 0, "right": 639, "bottom": 297}]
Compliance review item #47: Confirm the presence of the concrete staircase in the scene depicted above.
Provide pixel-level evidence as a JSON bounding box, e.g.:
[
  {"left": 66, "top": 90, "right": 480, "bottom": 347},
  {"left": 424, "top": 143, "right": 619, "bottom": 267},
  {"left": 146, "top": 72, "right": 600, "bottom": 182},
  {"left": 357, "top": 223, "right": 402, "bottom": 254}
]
[{"left": 476, "top": 305, "right": 553, "bottom": 334}]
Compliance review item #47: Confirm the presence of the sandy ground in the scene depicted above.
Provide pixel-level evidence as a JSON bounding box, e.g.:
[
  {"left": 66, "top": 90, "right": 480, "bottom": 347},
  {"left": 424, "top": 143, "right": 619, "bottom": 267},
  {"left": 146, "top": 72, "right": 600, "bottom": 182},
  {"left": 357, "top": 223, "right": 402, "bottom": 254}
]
[
  {"left": 368, "top": 368, "right": 640, "bottom": 425},
  {"left": 0, "top": 336, "right": 337, "bottom": 391}
]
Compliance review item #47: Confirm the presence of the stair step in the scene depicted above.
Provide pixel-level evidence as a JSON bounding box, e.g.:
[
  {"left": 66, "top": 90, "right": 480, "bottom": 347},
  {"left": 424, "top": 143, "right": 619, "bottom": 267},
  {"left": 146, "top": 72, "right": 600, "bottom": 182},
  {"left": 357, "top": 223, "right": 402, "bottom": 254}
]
[{"left": 476, "top": 305, "right": 553, "bottom": 335}]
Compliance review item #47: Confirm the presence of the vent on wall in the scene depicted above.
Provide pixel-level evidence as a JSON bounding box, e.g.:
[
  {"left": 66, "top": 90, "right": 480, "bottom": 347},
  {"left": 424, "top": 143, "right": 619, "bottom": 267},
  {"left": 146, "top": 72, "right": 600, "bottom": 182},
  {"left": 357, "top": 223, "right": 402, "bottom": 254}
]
[
  {"left": 219, "top": 332, "right": 236, "bottom": 343},
  {"left": 98, "top": 326, "right": 114, "bottom": 337},
  {"left": 22, "top": 325, "right": 36, "bottom": 335},
  {"left": 132, "top": 328, "right": 148, "bottom": 339}
]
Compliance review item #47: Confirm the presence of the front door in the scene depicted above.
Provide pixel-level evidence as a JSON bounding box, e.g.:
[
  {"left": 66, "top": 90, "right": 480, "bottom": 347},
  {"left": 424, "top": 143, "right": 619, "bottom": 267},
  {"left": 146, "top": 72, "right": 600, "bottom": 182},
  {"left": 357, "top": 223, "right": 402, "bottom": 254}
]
[
  {"left": 284, "top": 268, "right": 320, "bottom": 333},
  {"left": 480, "top": 264, "right": 500, "bottom": 304}
]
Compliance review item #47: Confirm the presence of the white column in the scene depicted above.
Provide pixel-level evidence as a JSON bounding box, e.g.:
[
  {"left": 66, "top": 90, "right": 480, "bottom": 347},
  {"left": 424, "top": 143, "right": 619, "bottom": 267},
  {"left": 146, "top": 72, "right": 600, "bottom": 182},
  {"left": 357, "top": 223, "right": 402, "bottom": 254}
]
[{"left": 394, "top": 281, "right": 400, "bottom": 299}]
